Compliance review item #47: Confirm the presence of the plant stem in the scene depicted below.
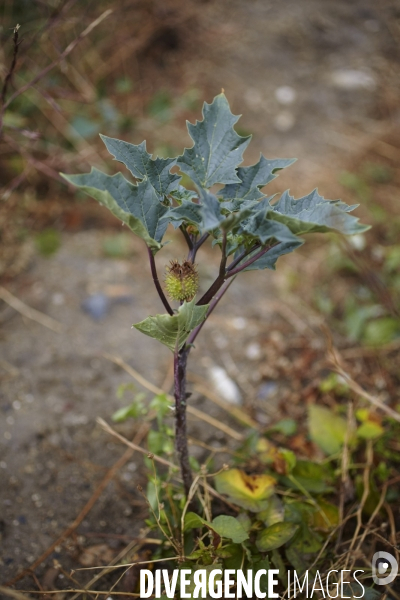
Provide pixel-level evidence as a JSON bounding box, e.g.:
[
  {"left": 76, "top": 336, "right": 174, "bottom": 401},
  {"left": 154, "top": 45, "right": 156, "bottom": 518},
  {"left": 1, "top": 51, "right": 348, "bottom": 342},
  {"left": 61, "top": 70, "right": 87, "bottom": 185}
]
[
  {"left": 180, "top": 225, "right": 193, "bottom": 252},
  {"left": 226, "top": 242, "right": 261, "bottom": 273},
  {"left": 188, "top": 232, "right": 209, "bottom": 263},
  {"left": 188, "top": 276, "right": 236, "bottom": 346},
  {"left": 147, "top": 247, "right": 174, "bottom": 316},
  {"left": 226, "top": 242, "right": 279, "bottom": 277},
  {"left": 173, "top": 345, "right": 193, "bottom": 498}
]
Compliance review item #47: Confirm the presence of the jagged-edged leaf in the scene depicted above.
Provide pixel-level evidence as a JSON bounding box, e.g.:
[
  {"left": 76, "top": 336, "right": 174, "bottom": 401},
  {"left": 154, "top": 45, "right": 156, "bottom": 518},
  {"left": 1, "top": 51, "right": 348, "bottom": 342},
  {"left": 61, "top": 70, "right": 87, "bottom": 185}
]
[
  {"left": 269, "top": 189, "right": 370, "bottom": 235},
  {"left": 220, "top": 206, "right": 255, "bottom": 232},
  {"left": 100, "top": 135, "right": 180, "bottom": 199},
  {"left": 256, "top": 522, "right": 299, "bottom": 552},
  {"left": 170, "top": 186, "right": 198, "bottom": 203},
  {"left": 177, "top": 93, "right": 251, "bottom": 189},
  {"left": 200, "top": 190, "right": 224, "bottom": 231},
  {"left": 220, "top": 155, "right": 296, "bottom": 210},
  {"left": 133, "top": 299, "right": 209, "bottom": 352},
  {"left": 62, "top": 169, "right": 167, "bottom": 252},
  {"left": 211, "top": 515, "right": 249, "bottom": 543},
  {"left": 239, "top": 238, "right": 304, "bottom": 272},
  {"left": 243, "top": 211, "right": 301, "bottom": 244},
  {"left": 163, "top": 200, "right": 202, "bottom": 229}
]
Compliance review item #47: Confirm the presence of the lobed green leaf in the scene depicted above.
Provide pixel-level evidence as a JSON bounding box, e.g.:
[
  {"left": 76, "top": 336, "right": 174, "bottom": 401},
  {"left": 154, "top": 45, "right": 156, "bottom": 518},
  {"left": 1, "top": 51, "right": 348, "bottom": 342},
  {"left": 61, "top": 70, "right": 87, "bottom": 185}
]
[
  {"left": 220, "top": 155, "right": 296, "bottom": 211},
  {"left": 177, "top": 93, "right": 251, "bottom": 189},
  {"left": 61, "top": 169, "right": 167, "bottom": 252},
  {"left": 100, "top": 135, "right": 181, "bottom": 200},
  {"left": 132, "top": 299, "right": 209, "bottom": 352}
]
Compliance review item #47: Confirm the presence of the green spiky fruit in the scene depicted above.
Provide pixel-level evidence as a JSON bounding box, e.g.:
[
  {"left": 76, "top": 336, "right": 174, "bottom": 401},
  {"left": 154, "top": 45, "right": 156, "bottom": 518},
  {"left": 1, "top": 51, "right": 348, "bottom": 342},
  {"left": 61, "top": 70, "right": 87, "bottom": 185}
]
[{"left": 165, "top": 260, "right": 199, "bottom": 302}]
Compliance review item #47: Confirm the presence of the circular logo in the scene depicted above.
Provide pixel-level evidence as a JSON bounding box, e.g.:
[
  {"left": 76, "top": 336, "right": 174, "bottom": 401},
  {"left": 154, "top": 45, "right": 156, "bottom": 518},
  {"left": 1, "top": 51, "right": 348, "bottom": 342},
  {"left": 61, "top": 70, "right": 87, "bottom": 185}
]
[{"left": 372, "top": 552, "right": 398, "bottom": 585}]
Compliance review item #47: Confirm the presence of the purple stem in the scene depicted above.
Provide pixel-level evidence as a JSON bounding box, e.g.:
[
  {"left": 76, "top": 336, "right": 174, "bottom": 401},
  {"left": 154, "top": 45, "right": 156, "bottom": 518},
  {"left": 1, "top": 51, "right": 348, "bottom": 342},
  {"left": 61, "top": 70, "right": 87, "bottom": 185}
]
[
  {"left": 180, "top": 225, "right": 193, "bottom": 251},
  {"left": 173, "top": 346, "right": 192, "bottom": 498},
  {"left": 226, "top": 242, "right": 261, "bottom": 273},
  {"left": 226, "top": 242, "right": 279, "bottom": 277},
  {"left": 188, "top": 276, "right": 236, "bottom": 346},
  {"left": 147, "top": 246, "right": 174, "bottom": 316},
  {"left": 188, "top": 232, "right": 210, "bottom": 263}
]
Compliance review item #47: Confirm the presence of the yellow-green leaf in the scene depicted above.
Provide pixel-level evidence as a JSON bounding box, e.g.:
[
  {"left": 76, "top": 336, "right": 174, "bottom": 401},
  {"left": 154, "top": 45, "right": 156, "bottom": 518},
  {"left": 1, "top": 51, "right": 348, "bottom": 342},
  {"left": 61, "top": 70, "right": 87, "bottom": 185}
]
[
  {"left": 133, "top": 299, "right": 209, "bottom": 352},
  {"left": 357, "top": 421, "right": 384, "bottom": 440},
  {"left": 215, "top": 468, "right": 276, "bottom": 512},
  {"left": 256, "top": 522, "right": 299, "bottom": 552},
  {"left": 308, "top": 405, "right": 350, "bottom": 455}
]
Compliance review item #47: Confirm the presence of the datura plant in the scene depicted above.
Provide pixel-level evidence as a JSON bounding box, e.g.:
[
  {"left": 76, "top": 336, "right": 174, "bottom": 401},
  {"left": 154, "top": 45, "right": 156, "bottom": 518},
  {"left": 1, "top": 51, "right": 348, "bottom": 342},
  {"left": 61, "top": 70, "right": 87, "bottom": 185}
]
[{"left": 62, "top": 93, "right": 369, "bottom": 498}]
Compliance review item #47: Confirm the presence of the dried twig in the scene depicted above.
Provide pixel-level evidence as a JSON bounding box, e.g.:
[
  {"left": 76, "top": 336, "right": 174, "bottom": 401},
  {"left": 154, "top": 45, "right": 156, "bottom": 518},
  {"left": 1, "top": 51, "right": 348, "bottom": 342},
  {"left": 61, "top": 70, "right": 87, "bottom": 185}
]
[
  {"left": 187, "top": 404, "right": 243, "bottom": 441},
  {"left": 0, "top": 286, "right": 64, "bottom": 333},
  {"left": 0, "top": 587, "right": 36, "bottom": 600},
  {"left": 68, "top": 536, "right": 146, "bottom": 600},
  {"left": 1, "top": 9, "right": 113, "bottom": 114},
  {"left": 97, "top": 417, "right": 239, "bottom": 512},
  {"left": 102, "top": 353, "right": 244, "bottom": 440},
  {"left": 189, "top": 378, "right": 259, "bottom": 430},
  {"left": 0, "top": 25, "right": 21, "bottom": 105},
  {"left": 97, "top": 417, "right": 176, "bottom": 470},
  {"left": 344, "top": 440, "right": 373, "bottom": 568},
  {"left": 326, "top": 332, "right": 400, "bottom": 423}
]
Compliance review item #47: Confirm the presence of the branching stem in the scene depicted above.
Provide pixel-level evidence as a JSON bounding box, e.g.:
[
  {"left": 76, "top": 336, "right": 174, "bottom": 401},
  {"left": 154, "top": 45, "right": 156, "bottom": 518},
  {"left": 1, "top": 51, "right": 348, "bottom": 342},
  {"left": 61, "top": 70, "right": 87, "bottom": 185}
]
[
  {"left": 188, "top": 232, "right": 209, "bottom": 263},
  {"left": 226, "top": 242, "right": 261, "bottom": 273},
  {"left": 179, "top": 225, "right": 193, "bottom": 252},
  {"left": 188, "top": 276, "right": 236, "bottom": 347},
  {"left": 226, "top": 242, "right": 278, "bottom": 277},
  {"left": 147, "top": 247, "right": 174, "bottom": 316}
]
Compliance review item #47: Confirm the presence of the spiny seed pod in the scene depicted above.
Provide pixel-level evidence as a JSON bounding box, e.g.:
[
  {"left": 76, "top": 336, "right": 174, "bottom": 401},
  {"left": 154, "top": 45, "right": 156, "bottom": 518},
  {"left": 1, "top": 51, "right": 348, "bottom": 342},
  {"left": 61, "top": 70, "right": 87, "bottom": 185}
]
[{"left": 165, "top": 259, "right": 199, "bottom": 302}]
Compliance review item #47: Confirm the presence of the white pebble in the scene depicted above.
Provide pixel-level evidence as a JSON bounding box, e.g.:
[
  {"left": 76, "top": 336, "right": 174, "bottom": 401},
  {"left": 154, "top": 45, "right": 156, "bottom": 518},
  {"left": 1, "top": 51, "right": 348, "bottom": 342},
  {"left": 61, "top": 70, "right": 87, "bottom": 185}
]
[
  {"left": 245, "top": 342, "right": 262, "bottom": 360},
  {"left": 209, "top": 366, "right": 242, "bottom": 406},
  {"left": 52, "top": 292, "right": 65, "bottom": 306},
  {"left": 349, "top": 234, "right": 366, "bottom": 251},
  {"left": 231, "top": 317, "right": 247, "bottom": 330},
  {"left": 275, "top": 85, "right": 296, "bottom": 105},
  {"left": 330, "top": 69, "right": 376, "bottom": 91}
]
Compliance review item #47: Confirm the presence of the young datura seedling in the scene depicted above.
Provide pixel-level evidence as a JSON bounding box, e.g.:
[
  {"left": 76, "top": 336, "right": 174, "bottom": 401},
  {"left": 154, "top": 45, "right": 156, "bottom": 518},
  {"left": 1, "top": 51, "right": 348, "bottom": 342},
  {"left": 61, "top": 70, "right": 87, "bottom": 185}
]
[{"left": 62, "top": 93, "right": 369, "bottom": 498}]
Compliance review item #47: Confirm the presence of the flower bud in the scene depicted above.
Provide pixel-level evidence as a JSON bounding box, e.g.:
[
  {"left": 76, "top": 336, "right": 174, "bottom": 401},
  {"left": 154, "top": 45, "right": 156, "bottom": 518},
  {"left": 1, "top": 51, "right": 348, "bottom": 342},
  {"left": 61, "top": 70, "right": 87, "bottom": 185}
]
[{"left": 165, "top": 259, "right": 199, "bottom": 302}]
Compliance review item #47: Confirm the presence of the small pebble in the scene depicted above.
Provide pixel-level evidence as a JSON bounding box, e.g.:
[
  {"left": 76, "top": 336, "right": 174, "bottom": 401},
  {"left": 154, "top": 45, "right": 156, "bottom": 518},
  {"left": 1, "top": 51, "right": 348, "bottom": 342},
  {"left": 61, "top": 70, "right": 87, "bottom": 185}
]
[
  {"left": 81, "top": 294, "right": 110, "bottom": 320},
  {"left": 51, "top": 293, "right": 65, "bottom": 306},
  {"left": 349, "top": 234, "right": 366, "bottom": 251},
  {"left": 245, "top": 342, "right": 262, "bottom": 360},
  {"left": 209, "top": 366, "right": 242, "bottom": 405},
  {"left": 231, "top": 317, "right": 247, "bottom": 330},
  {"left": 330, "top": 69, "right": 376, "bottom": 91},
  {"left": 257, "top": 381, "right": 278, "bottom": 401},
  {"left": 275, "top": 85, "right": 296, "bottom": 105}
]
